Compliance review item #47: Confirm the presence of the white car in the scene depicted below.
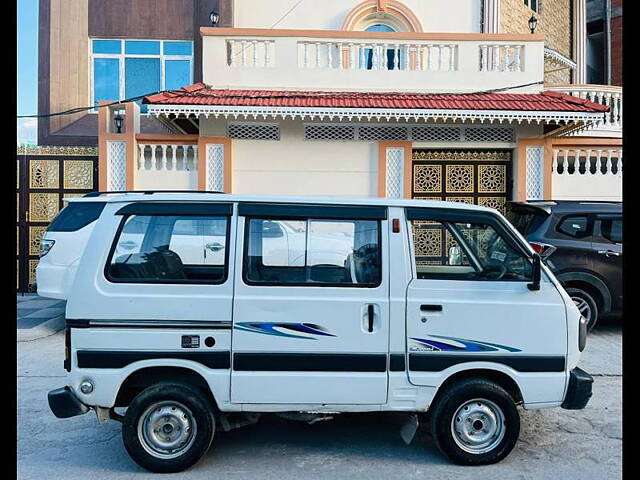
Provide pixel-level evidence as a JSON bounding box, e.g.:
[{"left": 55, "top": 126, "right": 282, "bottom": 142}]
[{"left": 42, "top": 193, "right": 592, "bottom": 473}]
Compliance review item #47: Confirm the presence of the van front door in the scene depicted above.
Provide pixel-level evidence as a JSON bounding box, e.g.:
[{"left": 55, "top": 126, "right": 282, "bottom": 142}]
[
  {"left": 231, "top": 203, "right": 390, "bottom": 405},
  {"left": 404, "top": 208, "right": 568, "bottom": 405}
]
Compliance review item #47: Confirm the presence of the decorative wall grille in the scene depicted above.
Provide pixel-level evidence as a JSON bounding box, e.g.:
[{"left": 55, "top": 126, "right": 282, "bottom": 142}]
[
  {"left": 525, "top": 146, "right": 544, "bottom": 200},
  {"left": 106, "top": 141, "right": 126, "bottom": 191},
  {"left": 302, "top": 123, "right": 515, "bottom": 143},
  {"left": 304, "top": 124, "right": 356, "bottom": 141},
  {"left": 463, "top": 126, "right": 514, "bottom": 143},
  {"left": 358, "top": 125, "right": 409, "bottom": 141},
  {"left": 228, "top": 123, "right": 280, "bottom": 140},
  {"left": 411, "top": 126, "right": 461, "bottom": 142},
  {"left": 206, "top": 144, "right": 225, "bottom": 192},
  {"left": 385, "top": 148, "right": 404, "bottom": 198}
]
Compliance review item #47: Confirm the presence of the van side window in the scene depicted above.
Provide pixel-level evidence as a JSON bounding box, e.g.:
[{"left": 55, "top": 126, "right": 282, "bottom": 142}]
[
  {"left": 410, "top": 219, "right": 532, "bottom": 281},
  {"left": 244, "top": 218, "right": 381, "bottom": 286},
  {"left": 106, "top": 215, "right": 229, "bottom": 284}
]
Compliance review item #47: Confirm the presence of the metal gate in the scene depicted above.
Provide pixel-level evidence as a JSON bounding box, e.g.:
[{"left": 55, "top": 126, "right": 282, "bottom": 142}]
[
  {"left": 17, "top": 146, "right": 98, "bottom": 293},
  {"left": 411, "top": 149, "right": 512, "bottom": 267}
]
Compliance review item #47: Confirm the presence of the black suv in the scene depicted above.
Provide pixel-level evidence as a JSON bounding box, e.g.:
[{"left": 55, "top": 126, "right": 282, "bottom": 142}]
[{"left": 506, "top": 201, "right": 622, "bottom": 331}]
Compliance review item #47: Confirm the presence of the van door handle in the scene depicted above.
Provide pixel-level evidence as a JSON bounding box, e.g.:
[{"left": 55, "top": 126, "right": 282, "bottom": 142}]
[
  {"left": 367, "top": 304, "right": 374, "bottom": 333},
  {"left": 420, "top": 304, "right": 443, "bottom": 312},
  {"left": 206, "top": 242, "right": 225, "bottom": 252},
  {"left": 597, "top": 250, "right": 620, "bottom": 257}
]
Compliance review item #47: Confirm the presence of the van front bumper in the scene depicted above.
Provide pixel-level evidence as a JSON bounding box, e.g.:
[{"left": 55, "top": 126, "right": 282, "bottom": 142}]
[
  {"left": 561, "top": 367, "right": 593, "bottom": 410},
  {"left": 48, "top": 386, "right": 90, "bottom": 418}
]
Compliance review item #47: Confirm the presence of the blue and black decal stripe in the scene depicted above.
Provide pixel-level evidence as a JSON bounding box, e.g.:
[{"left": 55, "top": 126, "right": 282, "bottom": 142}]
[
  {"left": 408, "top": 354, "right": 566, "bottom": 372},
  {"left": 233, "top": 353, "right": 387, "bottom": 372},
  {"left": 76, "top": 350, "right": 231, "bottom": 369}
]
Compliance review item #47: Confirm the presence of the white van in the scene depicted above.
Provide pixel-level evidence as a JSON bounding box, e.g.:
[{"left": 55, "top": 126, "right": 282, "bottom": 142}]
[{"left": 42, "top": 193, "right": 592, "bottom": 473}]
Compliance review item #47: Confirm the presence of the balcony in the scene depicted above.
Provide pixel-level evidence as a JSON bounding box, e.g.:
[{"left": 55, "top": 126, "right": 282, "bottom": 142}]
[
  {"left": 551, "top": 146, "right": 622, "bottom": 201},
  {"left": 545, "top": 84, "right": 622, "bottom": 138},
  {"left": 201, "top": 28, "right": 545, "bottom": 94}
]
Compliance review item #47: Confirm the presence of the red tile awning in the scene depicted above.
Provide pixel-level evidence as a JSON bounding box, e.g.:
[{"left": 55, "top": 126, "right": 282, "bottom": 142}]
[{"left": 144, "top": 83, "right": 608, "bottom": 113}]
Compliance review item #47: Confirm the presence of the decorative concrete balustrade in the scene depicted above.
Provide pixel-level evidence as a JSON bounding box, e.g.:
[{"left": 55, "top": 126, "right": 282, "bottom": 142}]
[
  {"left": 203, "top": 28, "right": 544, "bottom": 93},
  {"left": 546, "top": 85, "right": 622, "bottom": 137},
  {"left": 551, "top": 147, "right": 622, "bottom": 201},
  {"left": 135, "top": 143, "right": 199, "bottom": 191}
]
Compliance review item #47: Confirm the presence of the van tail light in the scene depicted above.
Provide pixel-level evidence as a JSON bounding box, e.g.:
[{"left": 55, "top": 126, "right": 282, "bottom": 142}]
[{"left": 529, "top": 242, "right": 557, "bottom": 259}]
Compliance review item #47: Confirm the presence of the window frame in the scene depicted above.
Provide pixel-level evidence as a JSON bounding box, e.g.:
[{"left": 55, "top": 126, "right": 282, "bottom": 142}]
[
  {"left": 555, "top": 214, "right": 592, "bottom": 239},
  {"left": 241, "top": 216, "right": 383, "bottom": 289},
  {"left": 103, "top": 213, "right": 231, "bottom": 286},
  {"left": 524, "top": 0, "right": 539, "bottom": 13},
  {"left": 596, "top": 214, "right": 622, "bottom": 244},
  {"left": 406, "top": 207, "right": 535, "bottom": 282},
  {"left": 90, "top": 39, "right": 193, "bottom": 111}
]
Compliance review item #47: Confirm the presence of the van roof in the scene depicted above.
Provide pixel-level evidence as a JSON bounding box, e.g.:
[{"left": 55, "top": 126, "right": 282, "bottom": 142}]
[{"left": 65, "top": 192, "right": 496, "bottom": 213}]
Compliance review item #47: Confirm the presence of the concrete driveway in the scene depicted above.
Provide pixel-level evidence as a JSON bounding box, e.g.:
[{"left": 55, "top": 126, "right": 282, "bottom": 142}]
[{"left": 17, "top": 320, "right": 621, "bottom": 479}]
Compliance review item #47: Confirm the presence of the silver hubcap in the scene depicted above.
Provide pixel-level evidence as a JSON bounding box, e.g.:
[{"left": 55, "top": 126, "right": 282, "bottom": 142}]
[
  {"left": 451, "top": 398, "right": 506, "bottom": 454},
  {"left": 137, "top": 401, "right": 197, "bottom": 459},
  {"left": 572, "top": 296, "right": 592, "bottom": 323}
]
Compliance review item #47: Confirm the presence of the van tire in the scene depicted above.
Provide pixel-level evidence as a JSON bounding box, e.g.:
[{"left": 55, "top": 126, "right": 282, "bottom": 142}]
[
  {"left": 122, "top": 382, "right": 215, "bottom": 473},
  {"left": 565, "top": 287, "right": 599, "bottom": 332},
  {"left": 429, "top": 378, "right": 520, "bottom": 465}
]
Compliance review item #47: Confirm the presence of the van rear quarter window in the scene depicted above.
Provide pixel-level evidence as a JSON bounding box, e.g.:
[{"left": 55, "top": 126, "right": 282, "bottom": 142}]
[
  {"left": 106, "top": 215, "right": 229, "bottom": 284},
  {"left": 47, "top": 202, "right": 106, "bottom": 232}
]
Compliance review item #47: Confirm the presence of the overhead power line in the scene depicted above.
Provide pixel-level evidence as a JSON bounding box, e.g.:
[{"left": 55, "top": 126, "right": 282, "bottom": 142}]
[{"left": 17, "top": 81, "right": 546, "bottom": 119}]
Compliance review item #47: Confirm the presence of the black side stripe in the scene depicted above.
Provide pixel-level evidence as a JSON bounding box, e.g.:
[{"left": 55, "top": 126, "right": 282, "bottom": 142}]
[
  {"left": 77, "top": 350, "right": 230, "bottom": 369},
  {"left": 67, "top": 319, "right": 232, "bottom": 329},
  {"left": 233, "top": 353, "right": 387, "bottom": 372},
  {"left": 408, "top": 354, "right": 566, "bottom": 373},
  {"left": 389, "top": 354, "right": 406, "bottom": 371}
]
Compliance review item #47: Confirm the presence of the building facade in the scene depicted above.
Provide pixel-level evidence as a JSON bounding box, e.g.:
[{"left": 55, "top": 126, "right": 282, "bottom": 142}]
[{"left": 23, "top": 0, "right": 622, "bottom": 292}]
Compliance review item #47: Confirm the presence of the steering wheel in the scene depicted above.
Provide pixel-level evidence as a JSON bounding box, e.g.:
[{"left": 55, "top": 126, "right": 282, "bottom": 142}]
[{"left": 481, "top": 263, "right": 507, "bottom": 280}]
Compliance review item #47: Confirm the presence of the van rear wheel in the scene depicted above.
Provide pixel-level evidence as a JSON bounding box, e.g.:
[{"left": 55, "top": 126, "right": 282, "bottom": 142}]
[
  {"left": 429, "top": 378, "right": 520, "bottom": 465},
  {"left": 122, "top": 383, "right": 215, "bottom": 473}
]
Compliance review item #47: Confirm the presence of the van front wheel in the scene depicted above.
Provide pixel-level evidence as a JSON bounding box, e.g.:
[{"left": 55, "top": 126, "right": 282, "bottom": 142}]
[
  {"left": 429, "top": 379, "right": 520, "bottom": 465},
  {"left": 122, "top": 383, "right": 215, "bottom": 473}
]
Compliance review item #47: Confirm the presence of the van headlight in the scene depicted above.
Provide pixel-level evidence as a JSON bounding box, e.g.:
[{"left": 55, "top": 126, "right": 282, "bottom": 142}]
[{"left": 39, "top": 239, "right": 55, "bottom": 257}]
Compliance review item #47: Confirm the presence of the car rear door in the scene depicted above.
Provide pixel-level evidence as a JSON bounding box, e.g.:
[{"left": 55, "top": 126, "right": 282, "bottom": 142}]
[{"left": 591, "top": 213, "right": 623, "bottom": 312}]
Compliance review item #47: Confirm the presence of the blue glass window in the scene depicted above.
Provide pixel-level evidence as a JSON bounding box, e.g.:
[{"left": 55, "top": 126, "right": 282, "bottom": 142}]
[
  {"left": 92, "top": 40, "right": 121, "bottom": 54},
  {"left": 125, "top": 40, "right": 161, "bottom": 55},
  {"left": 165, "top": 60, "right": 191, "bottom": 91},
  {"left": 125, "top": 58, "right": 160, "bottom": 112},
  {"left": 93, "top": 58, "right": 120, "bottom": 105},
  {"left": 164, "top": 41, "right": 193, "bottom": 56}
]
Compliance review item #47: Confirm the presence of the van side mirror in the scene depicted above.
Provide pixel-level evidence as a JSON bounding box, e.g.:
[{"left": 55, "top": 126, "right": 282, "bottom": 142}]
[{"left": 527, "top": 253, "right": 541, "bottom": 291}]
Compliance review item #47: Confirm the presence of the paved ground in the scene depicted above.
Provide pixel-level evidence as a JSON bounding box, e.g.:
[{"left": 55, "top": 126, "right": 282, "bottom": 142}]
[
  {"left": 17, "top": 295, "right": 66, "bottom": 342},
  {"left": 17, "top": 319, "right": 621, "bottom": 479}
]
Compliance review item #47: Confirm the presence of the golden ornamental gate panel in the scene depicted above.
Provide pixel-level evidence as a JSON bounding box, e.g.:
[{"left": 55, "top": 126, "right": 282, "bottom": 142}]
[
  {"left": 411, "top": 149, "right": 512, "bottom": 267},
  {"left": 17, "top": 146, "right": 98, "bottom": 293}
]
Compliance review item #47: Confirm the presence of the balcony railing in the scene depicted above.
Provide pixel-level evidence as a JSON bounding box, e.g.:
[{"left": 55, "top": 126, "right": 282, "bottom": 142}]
[
  {"left": 551, "top": 147, "right": 622, "bottom": 201},
  {"left": 202, "top": 28, "right": 545, "bottom": 93},
  {"left": 134, "top": 137, "right": 199, "bottom": 190},
  {"left": 545, "top": 84, "right": 622, "bottom": 137}
]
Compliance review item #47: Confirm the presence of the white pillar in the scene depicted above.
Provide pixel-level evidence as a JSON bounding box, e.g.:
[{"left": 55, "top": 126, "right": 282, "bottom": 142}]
[
  {"left": 573, "top": 0, "right": 587, "bottom": 83},
  {"left": 206, "top": 144, "right": 225, "bottom": 192},
  {"left": 385, "top": 148, "right": 404, "bottom": 198},
  {"left": 483, "top": 0, "right": 500, "bottom": 33}
]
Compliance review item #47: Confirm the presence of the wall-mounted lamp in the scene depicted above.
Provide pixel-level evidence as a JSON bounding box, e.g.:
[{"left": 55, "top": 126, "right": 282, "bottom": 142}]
[
  {"left": 209, "top": 9, "right": 220, "bottom": 27},
  {"left": 113, "top": 112, "right": 124, "bottom": 133},
  {"left": 528, "top": 14, "right": 538, "bottom": 34}
]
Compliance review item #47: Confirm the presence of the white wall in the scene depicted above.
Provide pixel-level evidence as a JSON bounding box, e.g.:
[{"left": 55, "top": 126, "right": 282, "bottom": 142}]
[
  {"left": 228, "top": 120, "right": 379, "bottom": 196},
  {"left": 233, "top": 0, "right": 482, "bottom": 33}
]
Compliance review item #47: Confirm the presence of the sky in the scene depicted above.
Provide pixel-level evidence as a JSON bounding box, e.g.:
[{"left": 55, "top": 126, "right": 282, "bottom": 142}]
[{"left": 17, "top": 0, "right": 39, "bottom": 145}]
